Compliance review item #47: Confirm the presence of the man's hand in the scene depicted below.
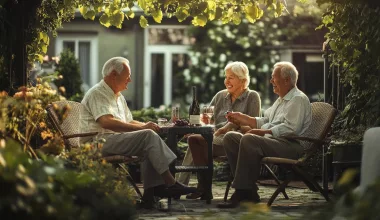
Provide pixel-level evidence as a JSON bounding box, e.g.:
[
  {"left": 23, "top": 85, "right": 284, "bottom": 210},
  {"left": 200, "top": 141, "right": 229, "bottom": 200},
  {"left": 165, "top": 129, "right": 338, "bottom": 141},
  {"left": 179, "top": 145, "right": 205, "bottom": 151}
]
[
  {"left": 245, "top": 129, "right": 272, "bottom": 136},
  {"left": 226, "top": 112, "right": 241, "bottom": 125},
  {"left": 226, "top": 112, "right": 257, "bottom": 128},
  {"left": 226, "top": 112, "right": 250, "bottom": 126},
  {"left": 142, "top": 121, "right": 160, "bottom": 132}
]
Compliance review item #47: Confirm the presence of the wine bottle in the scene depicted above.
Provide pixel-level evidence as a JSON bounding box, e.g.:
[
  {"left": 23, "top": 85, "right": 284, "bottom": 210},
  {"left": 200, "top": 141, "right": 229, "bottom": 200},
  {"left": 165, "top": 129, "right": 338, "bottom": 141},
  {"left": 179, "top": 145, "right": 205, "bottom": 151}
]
[{"left": 189, "top": 86, "right": 200, "bottom": 126}]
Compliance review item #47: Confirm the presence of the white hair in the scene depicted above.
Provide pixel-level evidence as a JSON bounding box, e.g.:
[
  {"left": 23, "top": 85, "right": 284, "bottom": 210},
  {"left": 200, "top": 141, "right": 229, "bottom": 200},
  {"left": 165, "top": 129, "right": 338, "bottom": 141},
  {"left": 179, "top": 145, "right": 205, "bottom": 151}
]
[
  {"left": 102, "top": 57, "right": 130, "bottom": 78},
  {"left": 224, "top": 61, "right": 250, "bottom": 88},
  {"left": 273, "top": 61, "right": 298, "bottom": 86}
]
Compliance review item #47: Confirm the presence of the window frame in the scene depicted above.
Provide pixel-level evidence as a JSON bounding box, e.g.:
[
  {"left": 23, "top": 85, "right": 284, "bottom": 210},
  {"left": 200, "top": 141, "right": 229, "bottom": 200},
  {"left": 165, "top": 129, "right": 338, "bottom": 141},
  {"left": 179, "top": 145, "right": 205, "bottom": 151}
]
[{"left": 55, "top": 35, "right": 99, "bottom": 90}]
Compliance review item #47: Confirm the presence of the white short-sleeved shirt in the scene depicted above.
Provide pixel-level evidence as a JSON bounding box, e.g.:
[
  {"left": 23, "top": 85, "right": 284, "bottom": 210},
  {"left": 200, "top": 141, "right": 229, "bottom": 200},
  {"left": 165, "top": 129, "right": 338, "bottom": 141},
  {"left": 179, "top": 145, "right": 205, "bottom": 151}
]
[
  {"left": 255, "top": 87, "right": 312, "bottom": 138},
  {"left": 80, "top": 80, "right": 133, "bottom": 141}
]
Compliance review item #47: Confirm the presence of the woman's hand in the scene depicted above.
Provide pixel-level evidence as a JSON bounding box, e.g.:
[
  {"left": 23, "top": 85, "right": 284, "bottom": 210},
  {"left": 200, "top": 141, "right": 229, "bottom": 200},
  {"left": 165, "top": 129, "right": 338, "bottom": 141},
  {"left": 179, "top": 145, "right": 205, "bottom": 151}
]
[
  {"left": 239, "top": 126, "right": 251, "bottom": 134},
  {"left": 214, "top": 127, "right": 228, "bottom": 136},
  {"left": 201, "top": 113, "right": 210, "bottom": 124}
]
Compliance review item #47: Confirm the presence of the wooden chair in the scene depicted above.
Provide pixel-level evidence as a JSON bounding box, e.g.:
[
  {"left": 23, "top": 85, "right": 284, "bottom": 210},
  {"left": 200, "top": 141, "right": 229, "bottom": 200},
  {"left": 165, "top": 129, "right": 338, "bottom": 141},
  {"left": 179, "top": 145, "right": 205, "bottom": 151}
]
[
  {"left": 262, "top": 102, "right": 337, "bottom": 206},
  {"left": 46, "top": 100, "right": 142, "bottom": 199},
  {"left": 223, "top": 102, "right": 337, "bottom": 206},
  {"left": 217, "top": 156, "right": 287, "bottom": 202}
]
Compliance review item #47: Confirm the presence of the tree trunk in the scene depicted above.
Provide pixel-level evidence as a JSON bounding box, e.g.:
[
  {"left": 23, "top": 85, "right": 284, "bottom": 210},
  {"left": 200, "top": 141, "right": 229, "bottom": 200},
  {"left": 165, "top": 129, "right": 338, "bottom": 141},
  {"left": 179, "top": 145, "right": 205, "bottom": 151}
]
[{"left": 6, "top": 0, "right": 41, "bottom": 93}]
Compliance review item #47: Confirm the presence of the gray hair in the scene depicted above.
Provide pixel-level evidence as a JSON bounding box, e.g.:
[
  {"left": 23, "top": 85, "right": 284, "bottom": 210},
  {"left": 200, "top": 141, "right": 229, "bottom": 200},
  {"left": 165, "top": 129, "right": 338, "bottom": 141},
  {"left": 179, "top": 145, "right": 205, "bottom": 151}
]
[
  {"left": 102, "top": 57, "right": 130, "bottom": 78},
  {"left": 273, "top": 61, "right": 298, "bottom": 86},
  {"left": 224, "top": 61, "right": 250, "bottom": 88}
]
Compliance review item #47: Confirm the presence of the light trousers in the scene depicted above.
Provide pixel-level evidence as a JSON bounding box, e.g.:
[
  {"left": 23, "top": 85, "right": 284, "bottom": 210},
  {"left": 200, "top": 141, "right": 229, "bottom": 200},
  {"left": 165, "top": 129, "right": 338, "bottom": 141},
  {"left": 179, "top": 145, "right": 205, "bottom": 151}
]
[
  {"left": 101, "top": 129, "right": 177, "bottom": 189},
  {"left": 177, "top": 134, "right": 226, "bottom": 185},
  {"left": 223, "top": 131, "right": 303, "bottom": 190}
]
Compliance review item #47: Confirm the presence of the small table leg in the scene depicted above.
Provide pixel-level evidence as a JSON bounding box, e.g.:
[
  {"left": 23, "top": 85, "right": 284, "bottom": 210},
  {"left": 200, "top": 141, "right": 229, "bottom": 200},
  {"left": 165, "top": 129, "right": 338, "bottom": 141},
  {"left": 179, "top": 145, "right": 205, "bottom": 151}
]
[
  {"left": 166, "top": 132, "right": 178, "bottom": 206},
  {"left": 202, "top": 133, "right": 213, "bottom": 204}
]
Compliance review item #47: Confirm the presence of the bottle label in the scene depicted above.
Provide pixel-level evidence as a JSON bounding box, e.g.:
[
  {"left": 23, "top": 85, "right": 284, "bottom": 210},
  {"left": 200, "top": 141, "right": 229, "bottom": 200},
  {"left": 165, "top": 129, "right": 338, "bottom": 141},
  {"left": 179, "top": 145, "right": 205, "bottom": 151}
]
[{"left": 189, "top": 115, "right": 200, "bottom": 125}]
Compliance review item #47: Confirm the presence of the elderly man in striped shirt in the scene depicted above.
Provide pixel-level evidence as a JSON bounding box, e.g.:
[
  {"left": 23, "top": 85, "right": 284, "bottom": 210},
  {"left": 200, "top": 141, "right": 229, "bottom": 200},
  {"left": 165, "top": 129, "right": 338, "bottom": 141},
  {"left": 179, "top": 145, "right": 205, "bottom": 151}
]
[{"left": 80, "top": 57, "right": 196, "bottom": 209}]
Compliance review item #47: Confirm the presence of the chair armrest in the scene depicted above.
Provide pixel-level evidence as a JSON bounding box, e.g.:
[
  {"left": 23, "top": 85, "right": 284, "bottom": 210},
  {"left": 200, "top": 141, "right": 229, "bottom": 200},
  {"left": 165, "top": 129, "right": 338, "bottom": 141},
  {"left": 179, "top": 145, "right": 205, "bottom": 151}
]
[
  {"left": 63, "top": 132, "right": 98, "bottom": 140},
  {"left": 281, "top": 135, "right": 326, "bottom": 145},
  {"left": 102, "top": 155, "right": 140, "bottom": 164}
]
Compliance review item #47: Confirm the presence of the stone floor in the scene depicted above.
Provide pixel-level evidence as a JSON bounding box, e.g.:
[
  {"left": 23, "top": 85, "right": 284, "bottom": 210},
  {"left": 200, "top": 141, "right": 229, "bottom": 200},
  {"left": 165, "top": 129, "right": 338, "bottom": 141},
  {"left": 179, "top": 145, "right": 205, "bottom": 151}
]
[{"left": 135, "top": 177, "right": 333, "bottom": 220}]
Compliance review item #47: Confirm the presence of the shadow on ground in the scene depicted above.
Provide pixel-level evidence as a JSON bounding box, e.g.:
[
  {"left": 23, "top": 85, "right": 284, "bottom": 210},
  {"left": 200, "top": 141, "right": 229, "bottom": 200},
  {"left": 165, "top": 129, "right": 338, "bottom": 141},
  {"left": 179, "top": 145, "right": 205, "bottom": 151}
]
[{"left": 136, "top": 177, "right": 332, "bottom": 220}]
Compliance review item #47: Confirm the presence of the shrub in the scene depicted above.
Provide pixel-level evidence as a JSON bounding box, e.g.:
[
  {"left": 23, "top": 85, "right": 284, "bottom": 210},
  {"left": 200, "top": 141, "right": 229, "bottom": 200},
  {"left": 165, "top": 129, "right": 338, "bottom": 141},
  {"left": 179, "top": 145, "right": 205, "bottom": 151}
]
[
  {"left": 131, "top": 106, "right": 172, "bottom": 123},
  {"left": 0, "top": 138, "right": 136, "bottom": 219},
  {"left": 54, "top": 49, "right": 84, "bottom": 101},
  {"left": 0, "top": 79, "right": 65, "bottom": 157}
]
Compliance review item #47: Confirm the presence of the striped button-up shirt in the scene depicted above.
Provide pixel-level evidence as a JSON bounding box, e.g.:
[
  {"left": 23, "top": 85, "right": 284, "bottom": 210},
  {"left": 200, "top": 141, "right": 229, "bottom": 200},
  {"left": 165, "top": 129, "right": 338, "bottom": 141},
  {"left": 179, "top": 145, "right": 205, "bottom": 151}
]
[
  {"left": 80, "top": 80, "right": 133, "bottom": 141},
  {"left": 256, "top": 87, "right": 311, "bottom": 137}
]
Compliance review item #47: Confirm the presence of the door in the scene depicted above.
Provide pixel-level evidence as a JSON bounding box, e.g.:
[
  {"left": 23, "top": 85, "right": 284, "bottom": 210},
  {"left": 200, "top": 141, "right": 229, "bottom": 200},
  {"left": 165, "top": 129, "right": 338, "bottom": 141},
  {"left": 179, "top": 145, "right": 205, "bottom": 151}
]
[{"left": 144, "top": 26, "right": 191, "bottom": 108}]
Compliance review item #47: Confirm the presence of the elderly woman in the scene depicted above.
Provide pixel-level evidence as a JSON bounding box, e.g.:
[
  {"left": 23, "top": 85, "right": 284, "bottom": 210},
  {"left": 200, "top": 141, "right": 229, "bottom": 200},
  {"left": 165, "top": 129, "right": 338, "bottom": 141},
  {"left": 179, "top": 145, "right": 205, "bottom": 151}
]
[{"left": 181, "top": 61, "right": 261, "bottom": 200}]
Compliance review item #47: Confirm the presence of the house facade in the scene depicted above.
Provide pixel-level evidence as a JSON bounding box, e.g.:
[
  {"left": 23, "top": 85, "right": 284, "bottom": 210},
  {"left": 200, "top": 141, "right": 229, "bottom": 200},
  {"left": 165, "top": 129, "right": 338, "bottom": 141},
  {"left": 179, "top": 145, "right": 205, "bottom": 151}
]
[{"left": 47, "top": 7, "right": 325, "bottom": 110}]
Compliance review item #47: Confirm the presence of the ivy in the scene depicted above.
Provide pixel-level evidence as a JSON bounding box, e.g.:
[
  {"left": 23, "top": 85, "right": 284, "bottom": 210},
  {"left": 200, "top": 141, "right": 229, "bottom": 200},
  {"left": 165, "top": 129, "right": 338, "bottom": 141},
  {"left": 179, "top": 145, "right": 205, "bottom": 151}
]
[{"left": 320, "top": 1, "right": 380, "bottom": 142}]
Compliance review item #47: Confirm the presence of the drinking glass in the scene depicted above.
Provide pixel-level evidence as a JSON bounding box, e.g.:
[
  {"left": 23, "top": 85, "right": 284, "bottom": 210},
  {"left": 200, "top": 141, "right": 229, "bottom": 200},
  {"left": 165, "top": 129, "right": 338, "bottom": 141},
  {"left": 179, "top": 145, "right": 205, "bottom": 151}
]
[
  {"left": 202, "top": 106, "right": 214, "bottom": 125},
  {"left": 206, "top": 106, "right": 214, "bottom": 119},
  {"left": 158, "top": 118, "right": 168, "bottom": 127},
  {"left": 171, "top": 106, "right": 180, "bottom": 122}
]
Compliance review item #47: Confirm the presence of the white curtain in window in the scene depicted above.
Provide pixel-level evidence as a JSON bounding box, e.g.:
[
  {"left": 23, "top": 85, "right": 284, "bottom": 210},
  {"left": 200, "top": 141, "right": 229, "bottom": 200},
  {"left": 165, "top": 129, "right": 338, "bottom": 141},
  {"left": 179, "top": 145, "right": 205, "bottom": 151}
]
[{"left": 79, "top": 42, "right": 90, "bottom": 90}]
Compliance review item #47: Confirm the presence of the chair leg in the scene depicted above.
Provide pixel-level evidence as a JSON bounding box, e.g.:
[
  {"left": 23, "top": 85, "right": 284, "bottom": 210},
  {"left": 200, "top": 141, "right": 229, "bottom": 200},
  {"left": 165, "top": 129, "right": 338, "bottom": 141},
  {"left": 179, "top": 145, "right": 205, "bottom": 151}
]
[
  {"left": 291, "top": 166, "right": 318, "bottom": 192},
  {"left": 322, "top": 144, "right": 329, "bottom": 193},
  {"left": 293, "top": 166, "right": 330, "bottom": 202},
  {"left": 267, "top": 179, "right": 291, "bottom": 206},
  {"left": 118, "top": 163, "right": 143, "bottom": 199},
  {"left": 224, "top": 174, "right": 233, "bottom": 202},
  {"left": 264, "top": 164, "right": 289, "bottom": 200}
]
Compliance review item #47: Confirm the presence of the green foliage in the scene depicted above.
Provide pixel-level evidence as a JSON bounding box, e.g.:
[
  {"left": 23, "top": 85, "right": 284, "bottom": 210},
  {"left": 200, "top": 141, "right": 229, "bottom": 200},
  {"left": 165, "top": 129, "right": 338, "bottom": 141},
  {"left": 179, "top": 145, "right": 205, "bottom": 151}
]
[
  {"left": 0, "top": 79, "right": 65, "bottom": 158},
  {"left": 0, "top": 138, "right": 136, "bottom": 219},
  {"left": 319, "top": 2, "right": 380, "bottom": 142},
  {"left": 54, "top": 49, "right": 84, "bottom": 101},
  {"left": 0, "top": 0, "right": 293, "bottom": 92},
  {"left": 23, "top": 0, "right": 77, "bottom": 65},
  {"left": 131, "top": 106, "right": 172, "bottom": 122},
  {"left": 178, "top": 4, "right": 324, "bottom": 104},
  {"left": 0, "top": 0, "right": 78, "bottom": 91},
  {"left": 308, "top": 169, "right": 380, "bottom": 220},
  {"left": 79, "top": 0, "right": 286, "bottom": 28}
]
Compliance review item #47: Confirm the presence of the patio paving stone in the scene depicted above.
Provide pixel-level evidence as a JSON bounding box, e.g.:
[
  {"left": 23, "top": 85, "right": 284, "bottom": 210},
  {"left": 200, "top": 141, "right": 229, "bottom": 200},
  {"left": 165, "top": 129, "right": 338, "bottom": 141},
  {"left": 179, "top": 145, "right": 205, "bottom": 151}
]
[{"left": 135, "top": 176, "right": 332, "bottom": 220}]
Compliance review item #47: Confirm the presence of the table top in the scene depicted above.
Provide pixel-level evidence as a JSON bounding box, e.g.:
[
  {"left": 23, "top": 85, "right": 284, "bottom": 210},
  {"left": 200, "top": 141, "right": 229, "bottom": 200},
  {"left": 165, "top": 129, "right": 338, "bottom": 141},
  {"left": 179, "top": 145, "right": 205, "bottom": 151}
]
[{"left": 159, "top": 125, "right": 214, "bottom": 135}]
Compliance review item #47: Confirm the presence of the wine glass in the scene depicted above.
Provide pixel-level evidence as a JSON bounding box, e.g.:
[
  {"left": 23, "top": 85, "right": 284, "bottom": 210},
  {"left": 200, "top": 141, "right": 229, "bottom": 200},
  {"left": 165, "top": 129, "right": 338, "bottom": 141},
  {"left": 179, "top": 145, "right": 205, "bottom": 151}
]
[
  {"left": 202, "top": 106, "right": 214, "bottom": 125},
  {"left": 206, "top": 106, "right": 214, "bottom": 119}
]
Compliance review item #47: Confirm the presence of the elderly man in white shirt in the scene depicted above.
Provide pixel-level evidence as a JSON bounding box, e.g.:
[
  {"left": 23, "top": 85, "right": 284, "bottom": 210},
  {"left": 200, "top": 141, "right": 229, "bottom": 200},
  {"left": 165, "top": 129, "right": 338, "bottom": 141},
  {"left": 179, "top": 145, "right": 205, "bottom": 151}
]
[
  {"left": 217, "top": 61, "right": 312, "bottom": 208},
  {"left": 80, "top": 57, "right": 196, "bottom": 209}
]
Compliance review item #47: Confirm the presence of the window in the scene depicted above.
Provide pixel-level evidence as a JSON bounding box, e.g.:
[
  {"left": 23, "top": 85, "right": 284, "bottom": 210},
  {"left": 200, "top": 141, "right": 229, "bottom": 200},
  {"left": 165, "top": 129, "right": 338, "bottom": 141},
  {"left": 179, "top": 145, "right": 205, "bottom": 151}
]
[{"left": 55, "top": 35, "right": 98, "bottom": 92}]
